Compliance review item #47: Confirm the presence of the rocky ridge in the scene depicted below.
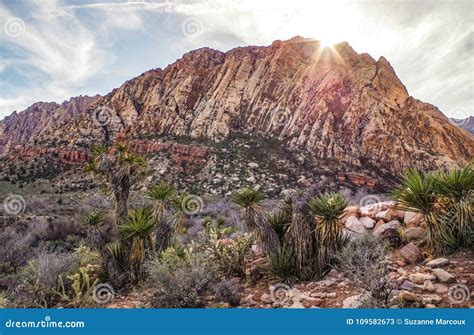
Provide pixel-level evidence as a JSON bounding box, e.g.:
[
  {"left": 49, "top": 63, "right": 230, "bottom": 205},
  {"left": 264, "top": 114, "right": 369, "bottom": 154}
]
[{"left": 0, "top": 37, "right": 473, "bottom": 191}]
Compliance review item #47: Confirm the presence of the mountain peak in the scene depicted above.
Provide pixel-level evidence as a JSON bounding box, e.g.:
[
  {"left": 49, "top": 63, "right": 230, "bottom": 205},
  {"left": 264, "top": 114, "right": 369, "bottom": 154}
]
[{"left": 0, "top": 39, "right": 472, "bottom": 183}]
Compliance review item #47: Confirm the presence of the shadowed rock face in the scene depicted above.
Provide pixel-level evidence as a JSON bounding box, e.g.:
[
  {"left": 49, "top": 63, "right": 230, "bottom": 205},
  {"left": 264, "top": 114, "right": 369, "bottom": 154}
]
[
  {"left": 451, "top": 116, "right": 474, "bottom": 135},
  {"left": 1, "top": 37, "right": 473, "bottom": 178}
]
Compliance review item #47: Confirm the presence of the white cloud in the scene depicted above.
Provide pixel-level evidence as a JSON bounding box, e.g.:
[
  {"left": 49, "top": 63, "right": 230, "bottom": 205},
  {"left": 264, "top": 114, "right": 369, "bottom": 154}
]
[{"left": 0, "top": 0, "right": 472, "bottom": 119}]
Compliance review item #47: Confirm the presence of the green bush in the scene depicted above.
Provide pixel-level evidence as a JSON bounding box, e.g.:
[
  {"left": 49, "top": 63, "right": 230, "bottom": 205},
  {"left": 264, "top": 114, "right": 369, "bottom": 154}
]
[
  {"left": 145, "top": 248, "right": 216, "bottom": 308},
  {"left": 336, "top": 234, "right": 392, "bottom": 308},
  {"left": 206, "top": 229, "right": 253, "bottom": 278}
]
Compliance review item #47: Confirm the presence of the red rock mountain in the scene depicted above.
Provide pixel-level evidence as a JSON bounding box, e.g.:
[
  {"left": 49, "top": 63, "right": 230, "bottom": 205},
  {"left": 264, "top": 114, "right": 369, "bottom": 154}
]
[
  {"left": 0, "top": 95, "right": 99, "bottom": 155},
  {"left": 1, "top": 37, "right": 473, "bottom": 182}
]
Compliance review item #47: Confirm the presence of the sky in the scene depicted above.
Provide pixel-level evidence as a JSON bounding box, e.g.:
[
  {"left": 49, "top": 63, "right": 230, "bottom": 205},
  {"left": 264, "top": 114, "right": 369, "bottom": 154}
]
[{"left": 0, "top": 0, "right": 472, "bottom": 120}]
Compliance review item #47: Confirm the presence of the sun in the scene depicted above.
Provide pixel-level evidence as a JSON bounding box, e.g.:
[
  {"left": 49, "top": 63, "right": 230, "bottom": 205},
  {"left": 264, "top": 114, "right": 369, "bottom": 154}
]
[{"left": 319, "top": 38, "right": 339, "bottom": 49}]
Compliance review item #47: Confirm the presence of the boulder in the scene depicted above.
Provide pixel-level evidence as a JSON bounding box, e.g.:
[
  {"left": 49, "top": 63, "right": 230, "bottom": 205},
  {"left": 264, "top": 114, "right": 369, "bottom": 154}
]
[
  {"left": 431, "top": 268, "right": 456, "bottom": 283},
  {"left": 433, "top": 283, "right": 448, "bottom": 294},
  {"left": 421, "top": 294, "right": 442, "bottom": 304},
  {"left": 423, "top": 280, "right": 435, "bottom": 292},
  {"left": 404, "top": 211, "right": 424, "bottom": 226},
  {"left": 359, "top": 201, "right": 395, "bottom": 217},
  {"left": 343, "top": 206, "right": 360, "bottom": 218},
  {"left": 399, "top": 291, "right": 421, "bottom": 302},
  {"left": 408, "top": 273, "right": 436, "bottom": 284},
  {"left": 248, "top": 162, "right": 259, "bottom": 169},
  {"left": 359, "top": 216, "right": 376, "bottom": 229},
  {"left": 373, "top": 220, "right": 401, "bottom": 237},
  {"left": 400, "top": 280, "right": 415, "bottom": 291},
  {"left": 404, "top": 227, "right": 426, "bottom": 240},
  {"left": 399, "top": 243, "right": 423, "bottom": 264},
  {"left": 379, "top": 228, "right": 402, "bottom": 248},
  {"left": 345, "top": 216, "right": 366, "bottom": 234},
  {"left": 343, "top": 293, "right": 368, "bottom": 308},
  {"left": 426, "top": 258, "right": 450, "bottom": 268},
  {"left": 375, "top": 208, "right": 397, "bottom": 221}
]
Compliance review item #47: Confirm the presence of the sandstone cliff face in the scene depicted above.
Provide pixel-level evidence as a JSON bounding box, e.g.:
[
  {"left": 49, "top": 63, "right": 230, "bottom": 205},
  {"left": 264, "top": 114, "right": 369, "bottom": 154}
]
[
  {"left": 3, "top": 37, "right": 474, "bottom": 177},
  {"left": 0, "top": 95, "right": 100, "bottom": 155}
]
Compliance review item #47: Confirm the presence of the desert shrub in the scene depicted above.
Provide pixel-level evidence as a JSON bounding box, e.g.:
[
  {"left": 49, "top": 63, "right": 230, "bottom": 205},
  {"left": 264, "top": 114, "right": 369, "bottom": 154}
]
[
  {"left": 145, "top": 248, "right": 216, "bottom": 308},
  {"left": 336, "top": 234, "right": 393, "bottom": 308},
  {"left": 58, "top": 267, "right": 99, "bottom": 308},
  {"left": 43, "top": 217, "right": 83, "bottom": 241},
  {"left": 206, "top": 228, "right": 253, "bottom": 278},
  {"left": 11, "top": 250, "right": 81, "bottom": 307},
  {"left": 9, "top": 246, "right": 104, "bottom": 308},
  {"left": 0, "top": 228, "right": 32, "bottom": 273},
  {"left": 43, "top": 235, "right": 82, "bottom": 253},
  {"left": 214, "top": 278, "right": 241, "bottom": 307},
  {"left": 270, "top": 247, "right": 296, "bottom": 283}
]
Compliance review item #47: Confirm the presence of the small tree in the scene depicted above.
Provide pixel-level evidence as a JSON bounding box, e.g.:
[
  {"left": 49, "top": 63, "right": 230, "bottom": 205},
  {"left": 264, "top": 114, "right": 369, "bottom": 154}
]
[{"left": 85, "top": 143, "right": 148, "bottom": 226}]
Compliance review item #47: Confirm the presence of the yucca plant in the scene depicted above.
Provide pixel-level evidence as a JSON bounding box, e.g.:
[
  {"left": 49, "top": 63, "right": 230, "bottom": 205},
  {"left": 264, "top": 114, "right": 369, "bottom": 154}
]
[
  {"left": 432, "top": 164, "right": 474, "bottom": 249},
  {"left": 266, "top": 211, "right": 290, "bottom": 242},
  {"left": 309, "top": 193, "right": 349, "bottom": 271},
  {"left": 270, "top": 247, "right": 297, "bottom": 283},
  {"left": 170, "top": 193, "right": 189, "bottom": 234},
  {"left": 146, "top": 182, "right": 176, "bottom": 253},
  {"left": 85, "top": 143, "right": 148, "bottom": 226},
  {"left": 392, "top": 169, "right": 445, "bottom": 252},
  {"left": 102, "top": 241, "right": 129, "bottom": 289},
  {"left": 147, "top": 183, "right": 175, "bottom": 221},
  {"left": 83, "top": 212, "right": 105, "bottom": 250},
  {"left": 232, "top": 188, "right": 280, "bottom": 255},
  {"left": 285, "top": 186, "right": 318, "bottom": 280},
  {"left": 118, "top": 208, "right": 155, "bottom": 282}
]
